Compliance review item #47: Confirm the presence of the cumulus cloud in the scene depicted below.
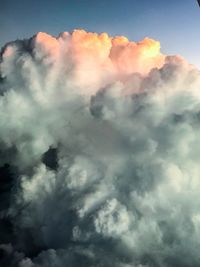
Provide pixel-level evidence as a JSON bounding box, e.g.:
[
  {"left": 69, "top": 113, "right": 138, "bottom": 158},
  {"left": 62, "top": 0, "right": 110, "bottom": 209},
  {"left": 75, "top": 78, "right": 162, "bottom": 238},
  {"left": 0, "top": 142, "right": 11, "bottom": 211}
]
[{"left": 0, "top": 29, "right": 200, "bottom": 267}]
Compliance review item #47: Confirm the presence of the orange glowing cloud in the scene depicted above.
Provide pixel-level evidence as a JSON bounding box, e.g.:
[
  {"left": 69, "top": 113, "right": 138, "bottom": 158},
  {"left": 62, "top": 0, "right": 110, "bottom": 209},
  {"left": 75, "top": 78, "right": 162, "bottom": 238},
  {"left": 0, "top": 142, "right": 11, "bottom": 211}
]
[
  {"left": 33, "top": 29, "right": 165, "bottom": 75},
  {"left": 2, "top": 29, "right": 166, "bottom": 95},
  {"left": 110, "top": 36, "right": 164, "bottom": 76}
]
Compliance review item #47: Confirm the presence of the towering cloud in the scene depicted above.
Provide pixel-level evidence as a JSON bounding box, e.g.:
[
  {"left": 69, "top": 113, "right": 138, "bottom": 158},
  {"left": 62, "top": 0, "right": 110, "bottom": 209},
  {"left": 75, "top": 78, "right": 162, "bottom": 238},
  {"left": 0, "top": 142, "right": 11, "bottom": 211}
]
[{"left": 0, "top": 29, "right": 200, "bottom": 267}]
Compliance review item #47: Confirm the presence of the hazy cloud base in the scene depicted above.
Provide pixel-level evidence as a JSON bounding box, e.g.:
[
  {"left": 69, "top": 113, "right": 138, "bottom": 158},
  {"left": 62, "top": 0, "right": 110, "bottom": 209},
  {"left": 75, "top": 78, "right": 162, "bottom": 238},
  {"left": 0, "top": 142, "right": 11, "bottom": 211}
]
[{"left": 1, "top": 30, "right": 200, "bottom": 267}]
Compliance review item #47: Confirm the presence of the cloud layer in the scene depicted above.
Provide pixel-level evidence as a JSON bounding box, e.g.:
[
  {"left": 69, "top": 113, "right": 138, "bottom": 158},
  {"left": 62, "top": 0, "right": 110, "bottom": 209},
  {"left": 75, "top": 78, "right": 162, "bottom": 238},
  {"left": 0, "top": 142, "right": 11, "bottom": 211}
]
[{"left": 1, "top": 29, "right": 200, "bottom": 267}]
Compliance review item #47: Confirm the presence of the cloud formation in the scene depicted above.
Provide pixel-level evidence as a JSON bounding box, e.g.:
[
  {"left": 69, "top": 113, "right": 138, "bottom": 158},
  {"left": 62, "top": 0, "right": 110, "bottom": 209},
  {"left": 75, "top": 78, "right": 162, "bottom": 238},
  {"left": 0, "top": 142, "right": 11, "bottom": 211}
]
[{"left": 0, "top": 29, "right": 200, "bottom": 267}]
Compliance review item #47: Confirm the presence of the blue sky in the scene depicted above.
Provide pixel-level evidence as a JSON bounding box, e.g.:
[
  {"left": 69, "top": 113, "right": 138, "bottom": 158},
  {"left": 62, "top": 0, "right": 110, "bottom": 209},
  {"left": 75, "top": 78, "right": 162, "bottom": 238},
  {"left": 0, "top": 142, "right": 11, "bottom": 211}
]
[{"left": 1, "top": 0, "right": 200, "bottom": 67}]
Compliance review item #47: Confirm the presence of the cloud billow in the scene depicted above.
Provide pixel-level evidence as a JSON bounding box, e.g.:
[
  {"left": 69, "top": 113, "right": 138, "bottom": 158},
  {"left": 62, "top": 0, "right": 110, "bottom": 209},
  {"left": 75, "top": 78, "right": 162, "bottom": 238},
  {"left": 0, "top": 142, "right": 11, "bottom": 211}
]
[{"left": 0, "top": 29, "right": 200, "bottom": 267}]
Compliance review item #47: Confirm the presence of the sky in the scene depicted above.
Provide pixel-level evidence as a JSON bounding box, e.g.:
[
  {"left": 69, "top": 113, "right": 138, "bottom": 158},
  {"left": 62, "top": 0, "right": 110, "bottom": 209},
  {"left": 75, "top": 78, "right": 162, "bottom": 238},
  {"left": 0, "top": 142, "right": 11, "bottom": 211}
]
[{"left": 0, "top": 0, "right": 200, "bottom": 67}]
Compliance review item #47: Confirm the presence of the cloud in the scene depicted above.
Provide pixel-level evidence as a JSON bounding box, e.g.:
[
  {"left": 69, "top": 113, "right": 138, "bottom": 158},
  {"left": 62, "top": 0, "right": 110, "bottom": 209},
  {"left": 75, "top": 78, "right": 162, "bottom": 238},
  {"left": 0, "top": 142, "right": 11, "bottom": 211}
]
[{"left": 0, "top": 29, "right": 200, "bottom": 267}]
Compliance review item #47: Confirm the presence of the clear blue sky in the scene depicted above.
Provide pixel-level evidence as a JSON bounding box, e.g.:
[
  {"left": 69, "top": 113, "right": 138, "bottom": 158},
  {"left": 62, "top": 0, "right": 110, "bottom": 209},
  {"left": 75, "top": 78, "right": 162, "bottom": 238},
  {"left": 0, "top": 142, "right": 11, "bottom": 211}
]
[{"left": 1, "top": 0, "right": 200, "bottom": 67}]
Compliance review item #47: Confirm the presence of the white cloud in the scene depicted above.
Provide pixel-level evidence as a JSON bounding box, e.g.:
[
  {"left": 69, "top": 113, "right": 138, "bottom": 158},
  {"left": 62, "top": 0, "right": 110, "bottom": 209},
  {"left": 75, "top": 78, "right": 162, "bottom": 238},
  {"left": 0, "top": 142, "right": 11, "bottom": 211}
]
[{"left": 0, "top": 29, "right": 200, "bottom": 266}]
